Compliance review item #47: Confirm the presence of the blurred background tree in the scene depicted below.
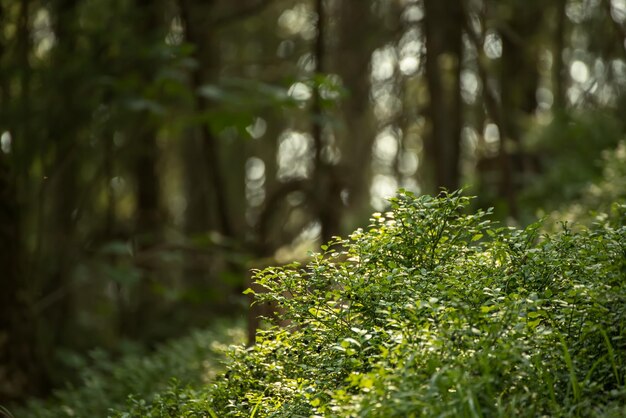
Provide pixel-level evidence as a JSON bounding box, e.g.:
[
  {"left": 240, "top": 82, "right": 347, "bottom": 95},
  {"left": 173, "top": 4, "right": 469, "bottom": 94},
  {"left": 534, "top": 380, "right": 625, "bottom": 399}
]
[{"left": 1, "top": 0, "right": 625, "bottom": 404}]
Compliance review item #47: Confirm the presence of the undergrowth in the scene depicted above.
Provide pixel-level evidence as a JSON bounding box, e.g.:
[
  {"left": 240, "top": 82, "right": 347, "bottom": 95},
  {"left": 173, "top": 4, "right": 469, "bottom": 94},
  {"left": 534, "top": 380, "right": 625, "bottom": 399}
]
[
  {"left": 11, "top": 320, "right": 244, "bottom": 418},
  {"left": 114, "top": 190, "right": 626, "bottom": 417}
]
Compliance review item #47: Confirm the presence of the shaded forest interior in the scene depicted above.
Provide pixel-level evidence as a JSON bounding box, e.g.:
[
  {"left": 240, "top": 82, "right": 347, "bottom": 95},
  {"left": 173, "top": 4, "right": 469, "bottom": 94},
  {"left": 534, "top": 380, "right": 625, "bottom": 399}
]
[{"left": 1, "top": 0, "right": 626, "bottom": 404}]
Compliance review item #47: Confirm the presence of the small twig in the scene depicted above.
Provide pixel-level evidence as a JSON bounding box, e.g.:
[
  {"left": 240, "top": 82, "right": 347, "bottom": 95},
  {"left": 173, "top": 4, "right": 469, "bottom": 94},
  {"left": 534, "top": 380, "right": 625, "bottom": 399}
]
[{"left": 0, "top": 406, "right": 15, "bottom": 418}]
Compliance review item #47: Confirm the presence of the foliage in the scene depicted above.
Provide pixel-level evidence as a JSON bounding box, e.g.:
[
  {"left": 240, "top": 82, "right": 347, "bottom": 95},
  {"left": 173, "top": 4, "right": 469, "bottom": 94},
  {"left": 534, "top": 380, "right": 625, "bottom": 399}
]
[
  {"left": 12, "top": 320, "right": 244, "bottom": 418},
  {"left": 4, "top": 0, "right": 626, "bottom": 405},
  {"left": 115, "top": 191, "right": 626, "bottom": 417},
  {"left": 537, "top": 140, "right": 626, "bottom": 231},
  {"left": 521, "top": 112, "right": 625, "bottom": 211}
]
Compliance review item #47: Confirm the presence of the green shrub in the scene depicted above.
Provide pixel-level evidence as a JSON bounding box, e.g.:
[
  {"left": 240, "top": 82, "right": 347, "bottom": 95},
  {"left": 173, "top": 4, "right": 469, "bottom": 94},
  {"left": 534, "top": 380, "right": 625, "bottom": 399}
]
[
  {"left": 117, "top": 191, "right": 626, "bottom": 417},
  {"left": 13, "top": 320, "right": 244, "bottom": 418}
]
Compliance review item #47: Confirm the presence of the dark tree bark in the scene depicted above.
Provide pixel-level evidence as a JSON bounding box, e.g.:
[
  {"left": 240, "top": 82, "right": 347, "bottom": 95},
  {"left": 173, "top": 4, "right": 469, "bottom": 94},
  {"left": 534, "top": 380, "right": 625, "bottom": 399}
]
[
  {"left": 333, "top": 0, "right": 377, "bottom": 222},
  {"left": 179, "top": 0, "right": 234, "bottom": 240},
  {"left": 178, "top": 0, "right": 249, "bottom": 315},
  {"left": 312, "top": 0, "right": 343, "bottom": 244},
  {"left": 14, "top": 0, "right": 31, "bottom": 180},
  {"left": 312, "top": 0, "right": 326, "bottom": 176},
  {"left": 132, "top": 0, "right": 164, "bottom": 240},
  {"left": 553, "top": 0, "right": 568, "bottom": 110},
  {"left": 133, "top": 130, "right": 161, "bottom": 244},
  {"left": 124, "top": 0, "right": 166, "bottom": 338},
  {"left": 0, "top": 2, "right": 48, "bottom": 402},
  {"left": 498, "top": 1, "right": 543, "bottom": 217},
  {"left": 30, "top": 0, "right": 83, "bottom": 389},
  {"left": 500, "top": 9, "right": 541, "bottom": 150},
  {"left": 0, "top": 136, "right": 44, "bottom": 404},
  {"left": 0, "top": 2, "right": 4, "bottom": 111},
  {"left": 423, "top": 0, "right": 464, "bottom": 192}
]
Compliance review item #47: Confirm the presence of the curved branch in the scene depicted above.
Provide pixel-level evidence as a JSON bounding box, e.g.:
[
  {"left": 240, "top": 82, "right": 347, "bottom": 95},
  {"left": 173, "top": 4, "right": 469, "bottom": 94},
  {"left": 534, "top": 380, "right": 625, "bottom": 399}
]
[
  {"left": 214, "top": 0, "right": 274, "bottom": 27},
  {"left": 255, "top": 179, "right": 311, "bottom": 254}
]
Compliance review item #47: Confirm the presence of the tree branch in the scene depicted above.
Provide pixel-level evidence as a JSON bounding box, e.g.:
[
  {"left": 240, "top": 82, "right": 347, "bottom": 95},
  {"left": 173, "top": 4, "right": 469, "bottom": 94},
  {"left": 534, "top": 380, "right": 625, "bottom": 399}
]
[
  {"left": 255, "top": 179, "right": 311, "bottom": 254},
  {"left": 214, "top": 0, "right": 274, "bottom": 27}
]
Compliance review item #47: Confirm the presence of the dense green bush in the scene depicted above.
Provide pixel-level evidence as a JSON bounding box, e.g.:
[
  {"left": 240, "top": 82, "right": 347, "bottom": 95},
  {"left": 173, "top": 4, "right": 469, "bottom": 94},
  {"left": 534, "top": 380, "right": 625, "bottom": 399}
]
[
  {"left": 114, "top": 190, "right": 626, "bottom": 417},
  {"left": 11, "top": 321, "right": 244, "bottom": 418}
]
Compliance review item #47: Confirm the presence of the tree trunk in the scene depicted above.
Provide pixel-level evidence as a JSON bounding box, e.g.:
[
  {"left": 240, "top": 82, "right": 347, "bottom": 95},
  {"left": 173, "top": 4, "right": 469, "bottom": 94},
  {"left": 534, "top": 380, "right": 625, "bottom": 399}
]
[
  {"left": 125, "top": 0, "right": 165, "bottom": 339},
  {"left": 180, "top": 0, "right": 234, "bottom": 240},
  {"left": 0, "top": 0, "right": 53, "bottom": 402},
  {"left": 312, "top": 0, "right": 342, "bottom": 244},
  {"left": 423, "top": 0, "right": 463, "bottom": 192},
  {"left": 179, "top": 0, "right": 249, "bottom": 314},
  {"left": 498, "top": 1, "right": 542, "bottom": 216},
  {"left": 553, "top": 0, "right": 568, "bottom": 110},
  {"left": 333, "top": 0, "right": 377, "bottom": 225},
  {"left": 33, "top": 0, "right": 81, "bottom": 388},
  {"left": 0, "top": 148, "right": 44, "bottom": 403}
]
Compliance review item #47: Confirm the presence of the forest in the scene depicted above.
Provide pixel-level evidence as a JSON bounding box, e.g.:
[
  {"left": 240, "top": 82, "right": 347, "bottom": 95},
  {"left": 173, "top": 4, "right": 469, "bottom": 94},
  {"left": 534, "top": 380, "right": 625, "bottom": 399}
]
[{"left": 1, "top": 0, "right": 625, "bottom": 416}]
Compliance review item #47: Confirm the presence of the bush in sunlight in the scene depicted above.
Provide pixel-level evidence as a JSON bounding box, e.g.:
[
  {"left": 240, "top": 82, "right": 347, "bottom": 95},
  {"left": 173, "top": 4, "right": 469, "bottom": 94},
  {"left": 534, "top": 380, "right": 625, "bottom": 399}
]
[{"left": 117, "top": 191, "right": 626, "bottom": 417}]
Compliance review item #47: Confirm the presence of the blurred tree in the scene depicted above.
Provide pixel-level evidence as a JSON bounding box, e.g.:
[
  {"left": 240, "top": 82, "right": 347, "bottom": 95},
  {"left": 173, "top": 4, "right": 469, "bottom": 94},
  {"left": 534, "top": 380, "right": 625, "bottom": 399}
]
[
  {"left": 0, "top": 135, "right": 43, "bottom": 401},
  {"left": 553, "top": 0, "right": 568, "bottom": 109},
  {"left": 180, "top": 0, "right": 233, "bottom": 239},
  {"left": 332, "top": 0, "right": 378, "bottom": 225},
  {"left": 38, "top": 0, "right": 83, "bottom": 378},
  {"left": 0, "top": 0, "right": 46, "bottom": 401},
  {"left": 497, "top": 0, "right": 543, "bottom": 216},
  {"left": 422, "top": 0, "right": 463, "bottom": 192},
  {"left": 125, "top": 0, "right": 167, "bottom": 339}
]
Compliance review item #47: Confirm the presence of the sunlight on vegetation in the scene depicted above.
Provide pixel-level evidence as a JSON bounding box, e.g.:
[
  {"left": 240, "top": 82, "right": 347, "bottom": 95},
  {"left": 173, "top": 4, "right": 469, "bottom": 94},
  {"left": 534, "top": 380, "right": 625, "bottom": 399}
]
[
  {"left": 113, "top": 191, "right": 626, "bottom": 417},
  {"left": 2, "top": 0, "right": 626, "bottom": 415}
]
